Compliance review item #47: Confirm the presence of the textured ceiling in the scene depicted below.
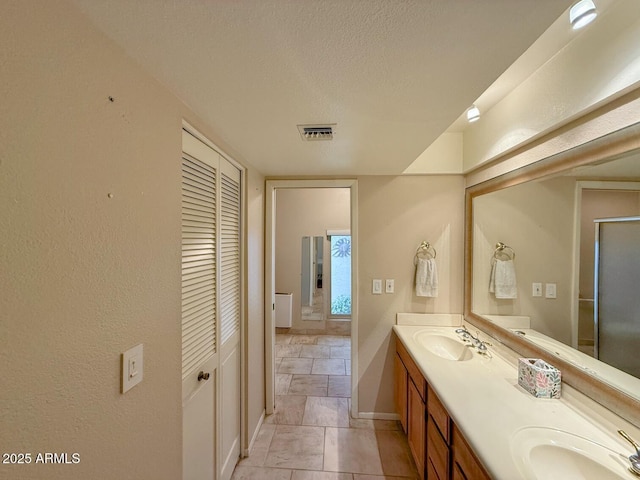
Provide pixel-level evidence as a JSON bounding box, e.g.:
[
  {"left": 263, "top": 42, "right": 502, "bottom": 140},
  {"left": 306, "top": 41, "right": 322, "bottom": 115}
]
[{"left": 71, "top": 0, "right": 573, "bottom": 176}]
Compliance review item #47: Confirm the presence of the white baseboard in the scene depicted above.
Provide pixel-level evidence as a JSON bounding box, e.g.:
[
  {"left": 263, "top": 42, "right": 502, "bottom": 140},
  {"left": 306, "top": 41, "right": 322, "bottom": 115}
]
[
  {"left": 243, "top": 410, "right": 265, "bottom": 457},
  {"left": 356, "top": 412, "right": 400, "bottom": 421}
]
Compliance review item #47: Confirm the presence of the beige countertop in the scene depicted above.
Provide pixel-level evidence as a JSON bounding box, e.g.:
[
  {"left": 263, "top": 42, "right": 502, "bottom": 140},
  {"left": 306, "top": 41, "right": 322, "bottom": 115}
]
[{"left": 393, "top": 323, "right": 640, "bottom": 479}]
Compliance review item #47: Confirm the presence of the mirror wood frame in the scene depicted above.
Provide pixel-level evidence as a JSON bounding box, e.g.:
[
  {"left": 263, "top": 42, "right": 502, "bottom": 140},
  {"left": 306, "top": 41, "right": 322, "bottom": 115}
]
[{"left": 464, "top": 121, "right": 640, "bottom": 427}]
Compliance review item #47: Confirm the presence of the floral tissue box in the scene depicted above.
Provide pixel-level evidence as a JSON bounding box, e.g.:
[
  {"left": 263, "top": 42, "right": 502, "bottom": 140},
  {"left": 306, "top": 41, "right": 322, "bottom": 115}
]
[{"left": 518, "top": 358, "right": 561, "bottom": 399}]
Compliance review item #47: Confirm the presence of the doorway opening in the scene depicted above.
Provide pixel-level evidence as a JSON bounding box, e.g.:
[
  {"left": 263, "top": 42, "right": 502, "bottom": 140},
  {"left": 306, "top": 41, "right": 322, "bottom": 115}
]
[{"left": 265, "top": 180, "right": 358, "bottom": 417}]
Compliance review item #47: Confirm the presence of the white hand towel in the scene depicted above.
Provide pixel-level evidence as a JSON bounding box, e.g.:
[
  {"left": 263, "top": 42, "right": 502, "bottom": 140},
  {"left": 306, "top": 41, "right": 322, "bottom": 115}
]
[
  {"left": 489, "top": 259, "right": 517, "bottom": 299},
  {"left": 415, "top": 257, "right": 438, "bottom": 297}
]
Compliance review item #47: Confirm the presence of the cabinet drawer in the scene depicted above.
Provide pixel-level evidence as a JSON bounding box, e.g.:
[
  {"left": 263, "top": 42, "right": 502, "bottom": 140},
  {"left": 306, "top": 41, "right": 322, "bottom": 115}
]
[
  {"left": 427, "top": 415, "right": 450, "bottom": 480},
  {"left": 452, "top": 424, "right": 491, "bottom": 480},
  {"left": 396, "top": 338, "right": 427, "bottom": 401},
  {"left": 428, "top": 385, "right": 450, "bottom": 442}
]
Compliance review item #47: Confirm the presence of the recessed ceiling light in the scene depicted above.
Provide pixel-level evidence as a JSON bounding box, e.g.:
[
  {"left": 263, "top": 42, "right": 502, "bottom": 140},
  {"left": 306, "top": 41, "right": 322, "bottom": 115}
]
[
  {"left": 570, "top": 0, "right": 597, "bottom": 30},
  {"left": 466, "top": 105, "right": 480, "bottom": 123}
]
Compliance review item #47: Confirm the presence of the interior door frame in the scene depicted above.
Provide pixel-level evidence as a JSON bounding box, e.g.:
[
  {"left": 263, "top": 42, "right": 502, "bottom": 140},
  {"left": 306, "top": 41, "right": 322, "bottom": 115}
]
[
  {"left": 572, "top": 180, "right": 640, "bottom": 349},
  {"left": 265, "top": 179, "right": 359, "bottom": 416}
]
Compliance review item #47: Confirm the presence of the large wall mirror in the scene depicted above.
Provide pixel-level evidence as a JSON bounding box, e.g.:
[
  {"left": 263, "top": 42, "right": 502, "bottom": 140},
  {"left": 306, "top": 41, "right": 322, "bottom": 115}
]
[
  {"left": 465, "top": 122, "right": 640, "bottom": 426},
  {"left": 301, "top": 235, "right": 324, "bottom": 321}
]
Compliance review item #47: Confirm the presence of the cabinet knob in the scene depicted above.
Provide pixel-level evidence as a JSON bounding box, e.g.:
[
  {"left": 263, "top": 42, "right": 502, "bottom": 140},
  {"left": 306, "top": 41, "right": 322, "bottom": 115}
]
[{"left": 197, "top": 371, "right": 210, "bottom": 382}]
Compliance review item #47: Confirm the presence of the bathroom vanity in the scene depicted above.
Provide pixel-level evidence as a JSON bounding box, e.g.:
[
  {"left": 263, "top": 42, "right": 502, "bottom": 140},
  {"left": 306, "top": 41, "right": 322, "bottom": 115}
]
[
  {"left": 395, "top": 337, "right": 489, "bottom": 480},
  {"left": 393, "top": 319, "right": 640, "bottom": 480}
]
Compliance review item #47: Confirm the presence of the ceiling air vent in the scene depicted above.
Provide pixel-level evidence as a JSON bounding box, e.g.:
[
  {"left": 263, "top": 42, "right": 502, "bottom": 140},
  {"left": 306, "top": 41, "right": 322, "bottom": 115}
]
[{"left": 297, "top": 124, "right": 336, "bottom": 141}]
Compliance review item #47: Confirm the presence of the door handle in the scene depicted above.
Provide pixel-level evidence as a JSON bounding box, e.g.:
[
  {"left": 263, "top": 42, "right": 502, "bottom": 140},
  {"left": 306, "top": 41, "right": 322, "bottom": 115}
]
[{"left": 197, "top": 371, "right": 210, "bottom": 382}]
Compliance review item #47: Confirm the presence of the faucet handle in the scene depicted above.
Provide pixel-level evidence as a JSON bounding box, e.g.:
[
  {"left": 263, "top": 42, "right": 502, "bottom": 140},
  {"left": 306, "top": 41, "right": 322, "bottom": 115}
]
[
  {"left": 472, "top": 329, "right": 492, "bottom": 345},
  {"left": 455, "top": 327, "right": 470, "bottom": 339}
]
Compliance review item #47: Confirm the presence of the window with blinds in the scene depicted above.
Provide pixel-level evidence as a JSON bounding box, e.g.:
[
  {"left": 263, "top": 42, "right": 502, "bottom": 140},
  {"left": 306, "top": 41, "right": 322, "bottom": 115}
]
[
  {"left": 219, "top": 172, "right": 241, "bottom": 345},
  {"left": 181, "top": 153, "right": 217, "bottom": 379}
]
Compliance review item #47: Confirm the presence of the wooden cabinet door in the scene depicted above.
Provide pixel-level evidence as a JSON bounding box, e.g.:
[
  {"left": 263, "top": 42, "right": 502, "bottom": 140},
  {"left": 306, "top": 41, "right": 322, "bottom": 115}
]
[
  {"left": 427, "top": 458, "right": 441, "bottom": 480},
  {"left": 452, "top": 462, "right": 466, "bottom": 480},
  {"left": 408, "top": 379, "right": 426, "bottom": 479},
  {"left": 394, "top": 354, "right": 408, "bottom": 433},
  {"left": 453, "top": 424, "right": 491, "bottom": 480}
]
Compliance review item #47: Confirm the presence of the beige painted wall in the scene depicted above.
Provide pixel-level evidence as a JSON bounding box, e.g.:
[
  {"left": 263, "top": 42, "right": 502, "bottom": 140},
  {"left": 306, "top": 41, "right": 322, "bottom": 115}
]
[
  {"left": 472, "top": 177, "right": 575, "bottom": 343},
  {"left": 0, "top": 2, "right": 264, "bottom": 478},
  {"left": 275, "top": 188, "right": 350, "bottom": 331},
  {"left": 356, "top": 176, "right": 465, "bottom": 414},
  {"left": 404, "top": 132, "right": 463, "bottom": 174},
  {"left": 463, "top": 0, "right": 640, "bottom": 172}
]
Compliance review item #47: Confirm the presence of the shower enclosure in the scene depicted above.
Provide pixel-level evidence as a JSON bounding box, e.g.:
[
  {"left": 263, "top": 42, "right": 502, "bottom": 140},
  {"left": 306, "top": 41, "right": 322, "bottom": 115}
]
[{"left": 594, "top": 216, "right": 640, "bottom": 378}]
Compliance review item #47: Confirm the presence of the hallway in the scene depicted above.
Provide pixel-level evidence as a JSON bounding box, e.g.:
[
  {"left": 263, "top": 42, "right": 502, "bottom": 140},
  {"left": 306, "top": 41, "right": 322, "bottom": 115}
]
[{"left": 231, "top": 334, "right": 418, "bottom": 480}]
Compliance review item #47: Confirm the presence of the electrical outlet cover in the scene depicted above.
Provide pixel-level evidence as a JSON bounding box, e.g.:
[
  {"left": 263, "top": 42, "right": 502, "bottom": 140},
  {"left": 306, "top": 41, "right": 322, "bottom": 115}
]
[{"left": 385, "top": 279, "right": 395, "bottom": 294}]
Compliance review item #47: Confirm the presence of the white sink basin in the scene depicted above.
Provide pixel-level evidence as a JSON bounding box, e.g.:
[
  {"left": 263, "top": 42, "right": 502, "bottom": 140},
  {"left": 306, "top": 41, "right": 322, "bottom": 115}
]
[
  {"left": 412, "top": 332, "right": 473, "bottom": 361},
  {"left": 511, "top": 427, "right": 631, "bottom": 479}
]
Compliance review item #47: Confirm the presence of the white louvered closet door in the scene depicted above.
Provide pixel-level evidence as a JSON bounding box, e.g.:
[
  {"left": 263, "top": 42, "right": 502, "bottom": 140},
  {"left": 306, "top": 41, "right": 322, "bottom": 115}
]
[
  {"left": 181, "top": 129, "right": 242, "bottom": 480},
  {"left": 182, "top": 152, "right": 217, "bottom": 379},
  {"left": 218, "top": 160, "right": 241, "bottom": 480}
]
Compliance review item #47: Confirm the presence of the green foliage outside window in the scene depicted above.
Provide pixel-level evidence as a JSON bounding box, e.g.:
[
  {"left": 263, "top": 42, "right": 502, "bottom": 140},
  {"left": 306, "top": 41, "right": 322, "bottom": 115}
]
[{"left": 331, "top": 295, "right": 351, "bottom": 315}]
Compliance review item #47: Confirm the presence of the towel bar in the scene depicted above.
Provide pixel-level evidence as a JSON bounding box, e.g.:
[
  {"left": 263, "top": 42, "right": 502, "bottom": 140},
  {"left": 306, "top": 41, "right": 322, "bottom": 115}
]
[
  {"left": 493, "top": 242, "right": 515, "bottom": 260},
  {"left": 414, "top": 241, "right": 436, "bottom": 264}
]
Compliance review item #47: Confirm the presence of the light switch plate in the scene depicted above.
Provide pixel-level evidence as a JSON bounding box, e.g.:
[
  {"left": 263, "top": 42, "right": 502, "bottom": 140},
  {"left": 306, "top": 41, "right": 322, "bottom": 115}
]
[
  {"left": 545, "top": 283, "right": 557, "bottom": 299},
  {"left": 532, "top": 283, "right": 542, "bottom": 297},
  {"left": 385, "top": 279, "right": 395, "bottom": 294},
  {"left": 372, "top": 279, "right": 382, "bottom": 295},
  {"left": 122, "top": 344, "right": 143, "bottom": 393}
]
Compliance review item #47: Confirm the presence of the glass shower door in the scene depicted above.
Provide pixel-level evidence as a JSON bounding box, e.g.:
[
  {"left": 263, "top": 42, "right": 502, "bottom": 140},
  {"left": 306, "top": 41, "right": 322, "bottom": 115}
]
[{"left": 594, "top": 216, "right": 640, "bottom": 378}]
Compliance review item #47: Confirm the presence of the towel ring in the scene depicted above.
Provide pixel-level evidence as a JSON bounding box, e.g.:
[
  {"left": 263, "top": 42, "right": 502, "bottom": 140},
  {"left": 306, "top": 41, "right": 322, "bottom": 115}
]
[
  {"left": 414, "top": 241, "right": 436, "bottom": 264},
  {"left": 493, "top": 242, "right": 515, "bottom": 260}
]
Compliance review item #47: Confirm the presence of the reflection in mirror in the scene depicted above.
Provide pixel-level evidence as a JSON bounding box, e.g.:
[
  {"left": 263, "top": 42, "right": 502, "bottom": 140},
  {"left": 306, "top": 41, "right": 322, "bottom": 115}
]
[
  {"left": 595, "top": 216, "right": 640, "bottom": 378},
  {"left": 301, "top": 236, "right": 324, "bottom": 321},
  {"left": 470, "top": 149, "right": 640, "bottom": 402}
]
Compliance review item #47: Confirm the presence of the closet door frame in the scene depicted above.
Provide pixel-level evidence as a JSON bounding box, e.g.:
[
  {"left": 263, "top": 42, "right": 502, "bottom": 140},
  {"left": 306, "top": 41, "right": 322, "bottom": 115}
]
[{"left": 182, "top": 120, "right": 247, "bottom": 472}]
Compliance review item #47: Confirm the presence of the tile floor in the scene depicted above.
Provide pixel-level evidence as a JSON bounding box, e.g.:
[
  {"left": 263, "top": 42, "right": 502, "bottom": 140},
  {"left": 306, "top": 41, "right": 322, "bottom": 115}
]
[{"left": 231, "top": 334, "right": 418, "bottom": 480}]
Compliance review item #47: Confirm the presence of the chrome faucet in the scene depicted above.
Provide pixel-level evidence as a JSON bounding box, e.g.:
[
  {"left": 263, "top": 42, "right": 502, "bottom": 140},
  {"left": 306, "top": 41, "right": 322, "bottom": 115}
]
[
  {"left": 618, "top": 430, "right": 640, "bottom": 476},
  {"left": 455, "top": 326, "right": 491, "bottom": 354}
]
